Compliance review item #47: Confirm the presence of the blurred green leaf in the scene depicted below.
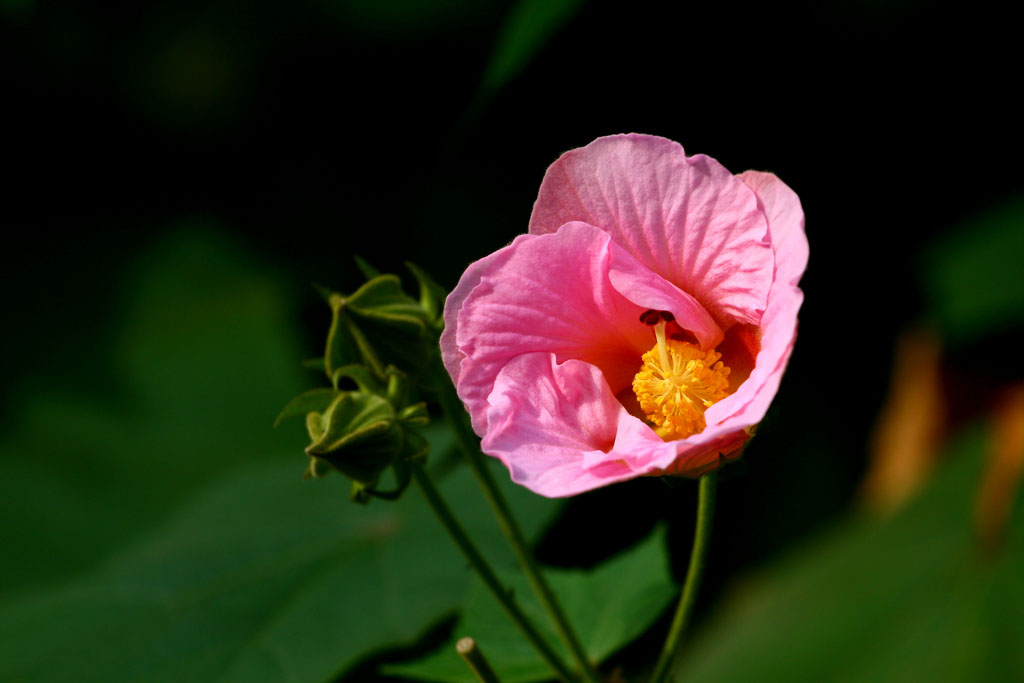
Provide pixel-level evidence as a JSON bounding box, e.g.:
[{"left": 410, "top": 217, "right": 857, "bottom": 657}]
[
  {"left": 475, "top": 0, "right": 585, "bottom": 106},
  {"left": 0, "top": 224, "right": 564, "bottom": 681},
  {"left": 922, "top": 196, "right": 1024, "bottom": 345},
  {"left": 0, "top": 453, "right": 560, "bottom": 683},
  {"left": 389, "top": 526, "right": 675, "bottom": 683},
  {"left": 0, "top": 227, "right": 306, "bottom": 594},
  {"left": 673, "top": 426, "right": 1024, "bottom": 682}
]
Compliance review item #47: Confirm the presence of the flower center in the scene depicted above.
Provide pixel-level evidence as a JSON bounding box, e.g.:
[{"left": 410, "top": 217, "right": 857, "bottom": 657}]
[{"left": 632, "top": 315, "right": 731, "bottom": 441}]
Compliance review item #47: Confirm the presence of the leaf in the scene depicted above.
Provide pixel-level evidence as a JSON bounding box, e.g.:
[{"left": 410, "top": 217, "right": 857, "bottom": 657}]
[
  {"left": 0, "top": 455, "right": 561, "bottom": 683},
  {"left": 673, "top": 425, "right": 1024, "bottom": 682},
  {"left": 275, "top": 388, "right": 339, "bottom": 426},
  {"left": 0, "top": 227, "right": 307, "bottom": 595},
  {"left": 388, "top": 526, "right": 676, "bottom": 683},
  {"left": 922, "top": 196, "right": 1024, "bottom": 345},
  {"left": 0, "top": 224, "right": 564, "bottom": 681}
]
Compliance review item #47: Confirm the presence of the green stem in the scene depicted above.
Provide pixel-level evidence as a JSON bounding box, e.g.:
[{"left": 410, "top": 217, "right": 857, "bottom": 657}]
[
  {"left": 649, "top": 472, "right": 718, "bottom": 683},
  {"left": 436, "top": 370, "right": 601, "bottom": 683},
  {"left": 456, "top": 637, "right": 503, "bottom": 683},
  {"left": 410, "top": 463, "right": 575, "bottom": 683}
]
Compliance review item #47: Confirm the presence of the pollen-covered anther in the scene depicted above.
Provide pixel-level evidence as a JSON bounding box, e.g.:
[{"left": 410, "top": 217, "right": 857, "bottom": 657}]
[{"left": 632, "top": 321, "right": 731, "bottom": 441}]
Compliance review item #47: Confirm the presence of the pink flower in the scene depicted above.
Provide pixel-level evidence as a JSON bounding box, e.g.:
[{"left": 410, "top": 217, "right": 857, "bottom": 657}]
[{"left": 441, "top": 134, "right": 807, "bottom": 497}]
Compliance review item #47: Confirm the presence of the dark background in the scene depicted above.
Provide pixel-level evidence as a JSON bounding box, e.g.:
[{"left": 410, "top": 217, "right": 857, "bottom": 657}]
[{"left": 2, "top": 0, "right": 1022, "bottom": 679}]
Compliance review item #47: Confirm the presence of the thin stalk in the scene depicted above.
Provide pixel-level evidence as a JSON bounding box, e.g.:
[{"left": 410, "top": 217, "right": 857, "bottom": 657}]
[
  {"left": 436, "top": 370, "right": 600, "bottom": 683},
  {"left": 649, "top": 472, "right": 718, "bottom": 683},
  {"left": 456, "top": 637, "right": 502, "bottom": 683},
  {"left": 410, "top": 463, "right": 574, "bottom": 683}
]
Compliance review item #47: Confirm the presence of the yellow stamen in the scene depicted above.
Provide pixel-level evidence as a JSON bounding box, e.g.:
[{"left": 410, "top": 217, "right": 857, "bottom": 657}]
[{"left": 632, "top": 322, "right": 731, "bottom": 441}]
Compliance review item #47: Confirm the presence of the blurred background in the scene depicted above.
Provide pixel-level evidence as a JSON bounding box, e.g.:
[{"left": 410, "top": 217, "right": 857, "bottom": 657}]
[{"left": 2, "top": 0, "right": 1023, "bottom": 681}]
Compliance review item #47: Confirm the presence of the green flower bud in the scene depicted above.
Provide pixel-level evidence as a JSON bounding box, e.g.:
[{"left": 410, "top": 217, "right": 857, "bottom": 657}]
[
  {"left": 324, "top": 275, "right": 435, "bottom": 380},
  {"left": 305, "top": 392, "right": 403, "bottom": 485}
]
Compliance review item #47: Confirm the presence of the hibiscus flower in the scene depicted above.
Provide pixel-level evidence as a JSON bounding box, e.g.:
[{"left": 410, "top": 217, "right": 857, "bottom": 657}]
[{"left": 441, "top": 134, "right": 807, "bottom": 497}]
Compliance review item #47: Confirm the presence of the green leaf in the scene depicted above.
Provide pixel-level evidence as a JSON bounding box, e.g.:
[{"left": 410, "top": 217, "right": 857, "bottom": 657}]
[
  {"left": 0, "top": 228, "right": 307, "bottom": 595},
  {"left": 388, "top": 526, "right": 676, "bottom": 683},
  {"left": 475, "top": 0, "right": 585, "bottom": 106},
  {"left": 0, "top": 224, "right": 565, "bottom": 681},
  {"left": 0, "top": 455, "right": 561, "bottom": 683},
  {"left": 673, "top": 425, "right": 1024, "bottom": 682},
  {"left": 922, "top": 196, "right": 1024, "bottom": 345},
  {"left": 275, "top": 388, "right": 339, "bottom": 426}
]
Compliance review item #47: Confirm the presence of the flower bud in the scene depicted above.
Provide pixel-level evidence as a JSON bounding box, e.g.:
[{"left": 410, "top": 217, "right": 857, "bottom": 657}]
[
  {"left": 305, "top": 391, "right": 404, "bottom": 485},
  {"left": 324, "top": 275, "right": 435, "bottom": 380}
]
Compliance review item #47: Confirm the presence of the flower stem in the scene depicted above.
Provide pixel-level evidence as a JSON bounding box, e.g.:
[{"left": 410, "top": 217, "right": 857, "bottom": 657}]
[
  {"left": 456, "top": 637, "right": 503, "bottom": 683},
  {"left": 410, "top": 462, "right": 575, "bottom": 683},
  {"left": 436, "top": 369, "right": 601, "bottom": 683},
  {"left": 649, "top": 471, "right": 718, "bottom": 683}
]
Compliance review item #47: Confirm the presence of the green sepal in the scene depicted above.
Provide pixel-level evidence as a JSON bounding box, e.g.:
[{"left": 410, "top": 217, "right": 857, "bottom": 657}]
[
  {"left": 275, "top": 388, "right": 340, "bottom": 427},
  {"left": 303, "top": 455, "right": 331, "bottom": 479},
  {"left": 349, "top": 480, "right": 374, "bottom": 504},
  {"left": 324, "top": 293, "right": 365, "bottom": 379},
  {"left": 331, "top": 364, "right": 386, "bottom": 394},
  {"left": 324, "top": 276, "right": 435, "bottom": 379},
  {"left": 398, "top": 402, "right": 429, "bottom": 426},
  {"left": 385, "top": 368, "right": 411, "bottom": 408},
  {"left": 400, "top": 429, "right": 429, "bottom": 463},
  {"left": 305, "top": 411, "right": 326, "bottom": 443},
  {"left": 345, "top": 275, "right": 434, "bottom": 373},
  {"left": 353, "top": 254, "right": 382, "bottom": 280},
  {"left": 311, "top": 282, "right": 334, "bottom": 303},
  {"left": 351, "top": 460, "right": 414, "bottom": 504},
  {"left": 305, "top": 392, "right": 403, "bottom": 484},
  {"left": 406, "top": 261, "right": 447, "bottom": 328}
]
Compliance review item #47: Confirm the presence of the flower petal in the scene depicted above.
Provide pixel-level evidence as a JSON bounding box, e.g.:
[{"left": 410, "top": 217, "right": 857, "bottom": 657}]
[
  {"left": 703, "top": 284, "right": 803, "bottom": 433},
  {"left": 529, "top": 134, "right": 774, "bottom": 325},
  {"left": 482, "top": 353, "right": 679, "bottom": 497},
  {"left": 739, "top": 171, "right": 808, "bottom": 288},
  {"left": 701, "top": 171, "right": 808, "bottom": 432},
  {"left": 606, "top": 241, "right": 723, "bottom": 349},
  {"left": 451, "top": 221, "right": 719, "bottom": 435},
  {"left": 440, "top": 235, "right": 527, "bottom": 389}
]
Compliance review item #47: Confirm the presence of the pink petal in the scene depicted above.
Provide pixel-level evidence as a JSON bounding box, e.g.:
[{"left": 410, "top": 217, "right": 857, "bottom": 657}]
[
  {"left": 482, "top": 353, "right": 679, "bottom": 497},
  {"left": 606, "top": 240, "right": 723, "bottom": 349},
  {"left": 699, "top": 172, "right": 808, "bottom": 437},
  {"left": 739, "top": 171, "right": 808, "bottom": 288},
  {"left": 529, "top": 134, "right": 774, "bottom": 326},
  {"left": 451, "top": 222, "right": 718, "bottom": 435},
  {"left": 701, "top": 284, "right": 803, "bottom": 436},
  {"left": 440, "top": 235, "right": 527, "bottom": 389}
]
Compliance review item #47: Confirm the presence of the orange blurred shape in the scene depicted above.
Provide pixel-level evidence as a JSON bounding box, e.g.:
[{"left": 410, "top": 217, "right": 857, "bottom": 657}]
[
  {"left": 975, "top": 385, "right": 1024, "bottom": 552},
  {"left": 860, "top": 330, "right": 945, "bottom": 514}
]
